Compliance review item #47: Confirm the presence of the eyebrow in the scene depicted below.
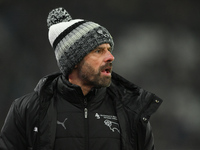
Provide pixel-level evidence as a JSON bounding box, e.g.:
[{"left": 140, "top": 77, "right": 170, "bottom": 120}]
[{"left": 95, "top": 46, "right": 111, "bottom": 50}]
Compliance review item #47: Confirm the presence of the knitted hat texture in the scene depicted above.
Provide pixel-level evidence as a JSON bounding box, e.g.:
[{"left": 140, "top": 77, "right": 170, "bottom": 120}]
[{"left": 47, "top": 7, "right": 114, "bottom": 76}]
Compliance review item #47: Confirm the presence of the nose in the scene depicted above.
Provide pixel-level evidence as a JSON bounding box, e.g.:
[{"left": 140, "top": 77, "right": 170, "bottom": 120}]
[{"left": 105, "top": 50, "right": 115, "bottom": 63}]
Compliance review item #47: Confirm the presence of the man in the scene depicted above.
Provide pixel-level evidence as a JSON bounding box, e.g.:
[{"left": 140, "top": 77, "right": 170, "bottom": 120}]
[{"left": 0, "top": 7, "right": 162, "bottom": 150}]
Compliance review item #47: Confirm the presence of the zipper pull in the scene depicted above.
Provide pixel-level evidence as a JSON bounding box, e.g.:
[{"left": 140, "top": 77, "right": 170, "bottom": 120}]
[
  {"left": 84, "top": 98, "right": 87, "bottom": 106},
  {"left": 84, "top": 108, "right": 88, "bottom": 118}
]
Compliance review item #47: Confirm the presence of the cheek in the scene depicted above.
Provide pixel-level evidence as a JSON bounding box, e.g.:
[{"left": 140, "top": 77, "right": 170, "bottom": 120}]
[
  {"left": 88, "top": 59, "right": 102, "bottom": 68},
  {"left": 83, "top": 55, "right": 103, "bottom": 70}
]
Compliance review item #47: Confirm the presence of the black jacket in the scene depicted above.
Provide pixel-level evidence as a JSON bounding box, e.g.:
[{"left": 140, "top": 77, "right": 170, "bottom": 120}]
[{"left": 0, "top": 72, "right": 162, "bottom": 150}]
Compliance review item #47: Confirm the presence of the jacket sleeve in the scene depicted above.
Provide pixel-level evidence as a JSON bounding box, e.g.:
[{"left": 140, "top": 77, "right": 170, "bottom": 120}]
[
  {"left": 138, "top": 95, "right": 162, "bottom": 150},
  {"left": 143, "top": 93, "right": 162, "bottom": 150},
  {"left": 0, "top": 100, "right": 27, "bottom": 150},
  {"left": 144, "top": 122, "right": 155, "bottom": 150}
]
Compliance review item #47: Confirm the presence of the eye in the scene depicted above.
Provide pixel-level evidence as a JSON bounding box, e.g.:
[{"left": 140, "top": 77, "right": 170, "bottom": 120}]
[
  {"left": 94, "top": 49, "right": 102, "bottom": 53},
  {"left": 108, "top": 48, "right": 112, "bottom": 53}
]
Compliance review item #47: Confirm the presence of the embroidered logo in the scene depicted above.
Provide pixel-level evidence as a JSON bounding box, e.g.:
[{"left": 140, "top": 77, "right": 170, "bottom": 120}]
[
  {"left": 95, "top": 113, "right": 120, "bottom": 133},
  {"left": 33, "top": 127, "right": 38, "bottom": 132},
  {"left": 97, "top": 29, "right": 111, "bottom": 38},
  {"left": 57, "top": 118, "right": 68, "bottom": 130},
  {"left": 95, "top": 113, "right": 117, "bottom": 120},
  {"left": 95, "top": 113, "right": 101, "bottom": 119},
  {"left": 104, "top": 120, "right": 120, "bottom": 133}
]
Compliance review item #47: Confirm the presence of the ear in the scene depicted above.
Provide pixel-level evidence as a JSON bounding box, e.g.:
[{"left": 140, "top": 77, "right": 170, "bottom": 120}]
[{"left": 74, "top": 65, "right": 78, "bottom": 69}]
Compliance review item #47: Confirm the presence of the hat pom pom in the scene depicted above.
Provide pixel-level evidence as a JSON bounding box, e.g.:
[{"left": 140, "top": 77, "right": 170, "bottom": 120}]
[{"left": 47, "top": 7, "right": 72, "bottom": 29}]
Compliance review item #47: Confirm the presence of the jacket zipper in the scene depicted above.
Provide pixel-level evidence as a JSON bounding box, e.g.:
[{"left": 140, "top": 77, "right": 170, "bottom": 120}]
[
  {"left": 84, "top": 108, "right": 88, "bottom": 119},
  {"left": 84, "top": 98, "right": 88, "bottom": 119},
  {"left": 84, "top": 98, "right": 89, "bottom": 150}
]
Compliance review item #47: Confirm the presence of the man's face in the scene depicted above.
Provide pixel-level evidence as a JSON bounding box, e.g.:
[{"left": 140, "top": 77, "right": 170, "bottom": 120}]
[{"left": 77, "top": 43, "right": 114, "bottom": 88}]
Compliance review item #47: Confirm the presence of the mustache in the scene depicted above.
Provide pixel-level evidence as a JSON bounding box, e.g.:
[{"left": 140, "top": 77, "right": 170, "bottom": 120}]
[{"left": 100, "top": 63, "right": 113, "bottom": 71}]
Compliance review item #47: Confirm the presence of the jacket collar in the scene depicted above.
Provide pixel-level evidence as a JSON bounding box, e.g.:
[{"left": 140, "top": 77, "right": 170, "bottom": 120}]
[
  {"left": 56, "top": 74, "right": 107, "bottom": 104},
  {"left": 34, "top": 72, "right": 106, "bottom": 104},
  {"left": 34, "top": 72, "right": 61, "bottom": 94}
]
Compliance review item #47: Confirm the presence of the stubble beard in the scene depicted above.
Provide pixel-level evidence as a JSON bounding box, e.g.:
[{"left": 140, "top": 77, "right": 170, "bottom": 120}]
[{"left": 78, "top": 61, "right": 112, "bottom": 88}]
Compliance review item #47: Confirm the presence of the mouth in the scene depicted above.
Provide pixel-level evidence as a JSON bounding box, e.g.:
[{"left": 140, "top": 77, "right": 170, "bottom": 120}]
[{"left": 101, "top": 65, "right": 112, "bottom": 76}]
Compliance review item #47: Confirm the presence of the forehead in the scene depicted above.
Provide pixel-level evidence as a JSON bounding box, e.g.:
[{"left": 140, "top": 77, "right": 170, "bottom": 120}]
[
  {"left": 83, "top": 43, "right": 111, "bottom": 59},
  {"left": 94, "top": 43, "right": 111, "bottom": 49}
]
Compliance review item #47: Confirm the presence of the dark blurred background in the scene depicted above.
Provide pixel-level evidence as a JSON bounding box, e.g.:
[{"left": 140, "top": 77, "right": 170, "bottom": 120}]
[{"left": 1, "top": 0, "right": 200, "bottom": 149}]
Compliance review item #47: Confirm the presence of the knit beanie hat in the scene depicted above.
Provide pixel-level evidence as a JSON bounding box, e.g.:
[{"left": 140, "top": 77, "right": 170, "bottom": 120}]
[{"left": 47, "top": 7, "right": 114, "bottom": 76}]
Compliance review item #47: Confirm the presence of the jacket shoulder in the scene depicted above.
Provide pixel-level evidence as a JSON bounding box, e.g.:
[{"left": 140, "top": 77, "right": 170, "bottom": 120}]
[
  {"left": 111, "top": 72, "right": 139, "bottom": 93},
  {"left": 13, "top": 92, "right": 40, "bottom": 116},
  {"left": 13, "top": 72, "right": 61, "bottom": 115},
  {"left": 110, "top": 72, "right": 163, "bottom": 120}
]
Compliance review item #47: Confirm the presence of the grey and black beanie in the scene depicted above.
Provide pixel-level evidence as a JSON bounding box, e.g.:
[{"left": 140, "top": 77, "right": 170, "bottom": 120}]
[{"left": 47, "top": 7, "right": 114, "bottom": 77}]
